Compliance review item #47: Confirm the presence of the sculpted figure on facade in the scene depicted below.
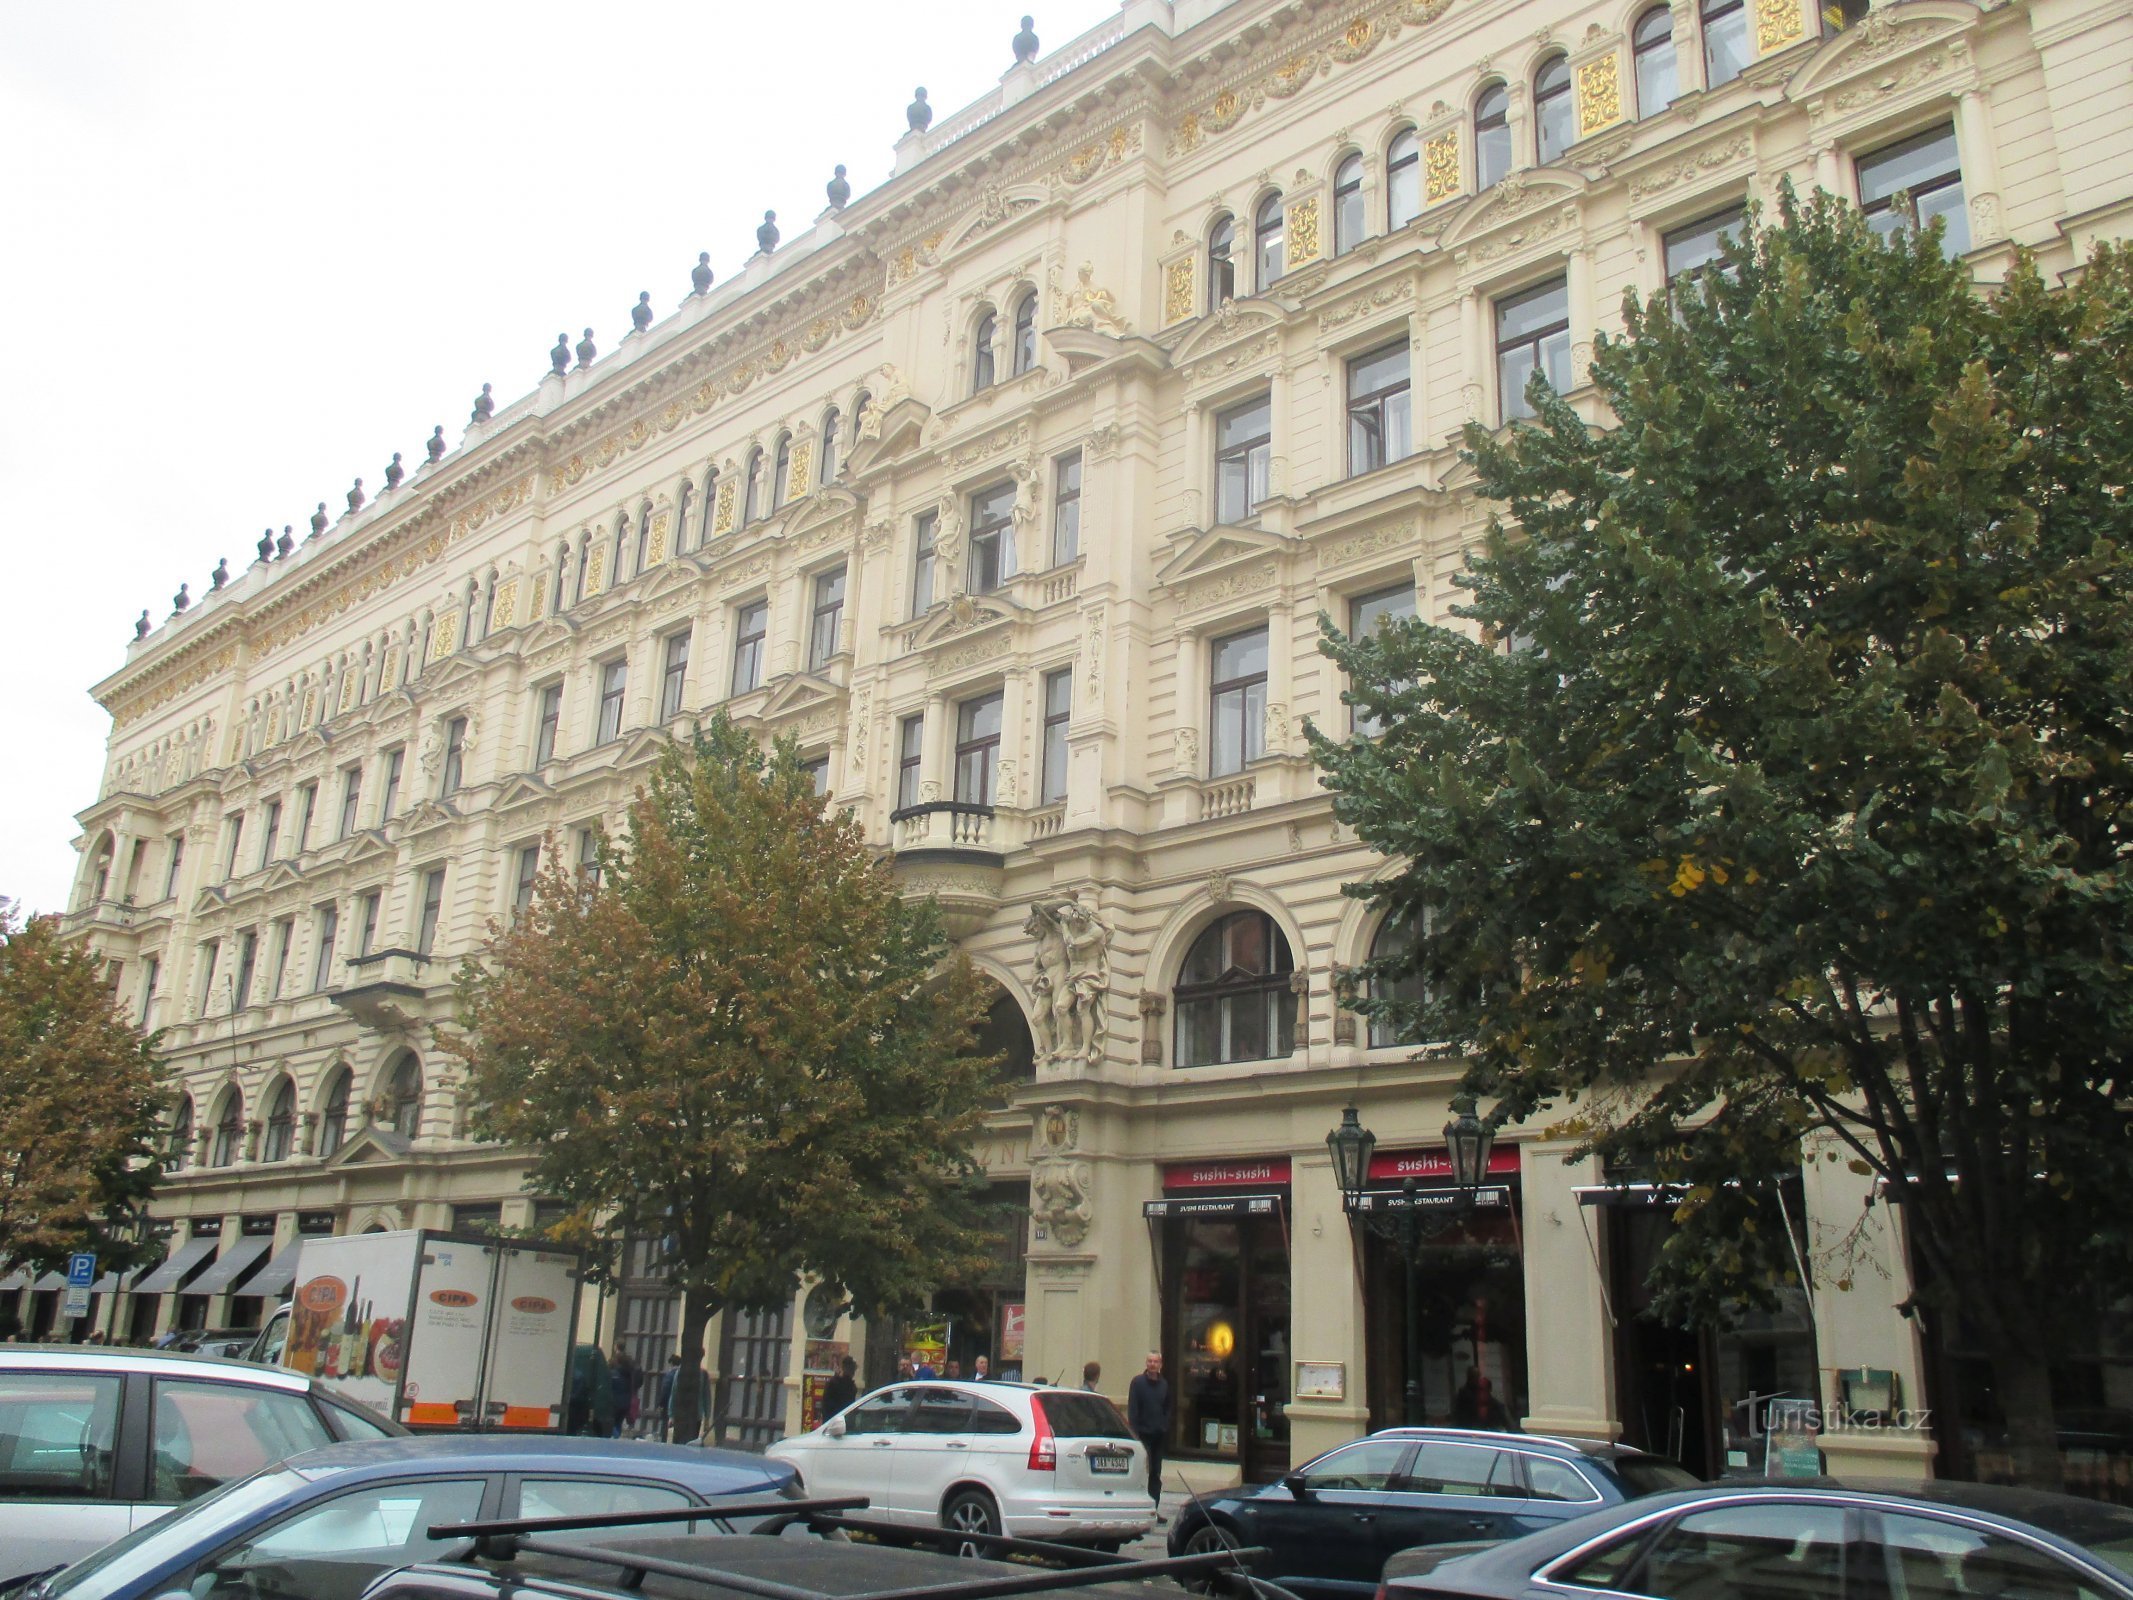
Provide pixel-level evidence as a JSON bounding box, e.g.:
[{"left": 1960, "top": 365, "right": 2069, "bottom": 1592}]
[
  {"left": 1061, "top": 262, "right": 1128, "bottom": 334},
  {"left": 1024, "top": 897, "right": 1113, "bottom": 1069},
  {"left": 1029, "top": 1102, "right": 1092, "bottom": 1248}
]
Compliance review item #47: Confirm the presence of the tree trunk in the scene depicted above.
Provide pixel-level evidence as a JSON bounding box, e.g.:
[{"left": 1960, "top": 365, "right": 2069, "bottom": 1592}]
[
  {"left": 669, "top": 1286, "right": 715, "bottom": 1447},
  {"left": 1983, "top": 1333, "right": 2063, "bottom": 1491}
]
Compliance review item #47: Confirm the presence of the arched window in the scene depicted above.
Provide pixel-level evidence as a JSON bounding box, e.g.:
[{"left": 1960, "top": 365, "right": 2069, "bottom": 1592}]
[
  {"left": 319, "top": 1066, "right": 352, "bottom": 1157},
  {"left": 386, "top": 1053, "right": 423, "bottom": 1140},
  {"left": 1010, "top": 291, "right": 1038, "bottom": 376},
  {"left": 1387, "top": 129, "right": 1421, "bottom": 230},
  {"left": 210, "top": 1089, "right": 243, "bottom": 1168},
  {"left": 1333, "top": 154, "right": 1365, "bottom": 255},
  {"left": 1207, "top": 215, "right": 1237, "bottom": 310},
  {"left": 633, "top": 501, "right": 653, "bottom": 574},
  {"left": 742, "top": 447, "right": 767, "bottom": 526},
  {"left": 611, "top": 513, "right": 629, "bottom": 585},
  {"left": 573, "top": 531, "right": 591, "bottom": 603},
  {"left": 1702, "top": 0, "right": 1749, "bottom": 88},
  {"left": 262, "top": 1077, "right": 295, "bottom": 1162},
  {"left": 771, "top": 435, "right": 793, "bottom": 513},
  {"left": 168, "top": 1096, "right": 195, "bottom": 1172},
  {"left": 1475, "top": 83, "right": 1512, "bottom": 190},
  {"left": 1173, "top": 910, "right": 1297, "bottom": 1067},
  {"left": 818, "top": 409, "right": 841, "bottom": 484},
  {"left": 1365, "top": 916, "right": 1427, "bottom": 1049},
  {"left": 972, "top": 309, "right": 998, "bottom": 392},
  {"left": 1633, "top": 7, "right": 1679, "bottom": 113},
  {"left": 676, "top": 480, "right": 694, "bottom": 554},
  {"left": 852, "top": 390, "right": 872, "bottom": 440},
  {"left": 1534, "top": 56, "right": 1573, "bottom": 164},
  {"left": 1253, "top": 193, "right": 1285, "bottom": 289},
  {"left": 699, "top": 467, "right": 719, "bottom": 544}
]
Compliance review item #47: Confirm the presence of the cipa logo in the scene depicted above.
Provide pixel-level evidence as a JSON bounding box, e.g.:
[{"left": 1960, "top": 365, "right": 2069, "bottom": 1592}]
[
  {"left": 430, "top": 1288, "right": 479, "bottom": 1308},
  {"left": 511, "top": 1296, "right": 557, "bottom": 1314}
]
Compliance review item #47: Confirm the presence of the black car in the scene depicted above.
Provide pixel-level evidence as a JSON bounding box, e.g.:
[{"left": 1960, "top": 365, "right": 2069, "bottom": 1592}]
[
  {"left": 1167, "top": 1428, "right": 1698, "bottom": 1599},
  {"left": 1379, "top": 1481, "right": 2133, "bottom": 1600}
]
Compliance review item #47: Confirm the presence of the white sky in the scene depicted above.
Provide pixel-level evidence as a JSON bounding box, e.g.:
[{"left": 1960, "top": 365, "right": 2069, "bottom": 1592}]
[{"left": 0, "top": 0, "right": 1119, "bottom": 917}]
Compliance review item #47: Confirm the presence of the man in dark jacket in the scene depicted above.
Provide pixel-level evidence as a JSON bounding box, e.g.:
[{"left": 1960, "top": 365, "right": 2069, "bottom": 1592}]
[
  {"left": 1125, "top": 1350, "right": 1172, "bottom": 1512},
  {"left": 820, "top": 1355, "right": 859, "bottom": 1421}
]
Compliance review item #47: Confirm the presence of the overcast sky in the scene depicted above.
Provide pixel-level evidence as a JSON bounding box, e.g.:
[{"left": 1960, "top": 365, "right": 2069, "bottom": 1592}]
[{"left": 0, "top": 0, "right": 1121, "bottom": 918}]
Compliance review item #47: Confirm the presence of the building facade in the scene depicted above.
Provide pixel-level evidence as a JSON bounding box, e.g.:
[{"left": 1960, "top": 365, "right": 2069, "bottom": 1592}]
[{"left": 40, "top": 0, "right": 2133, "bottom": 1495}]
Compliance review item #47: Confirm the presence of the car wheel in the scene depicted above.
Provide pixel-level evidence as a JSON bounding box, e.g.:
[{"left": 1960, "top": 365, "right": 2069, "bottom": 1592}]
[
  {"left": 942, "top": 1488, "right": 1002, "bottom": 1557},
  {"left": 1183, "top": 1523, "right": 1245, "bottom": 1593}
]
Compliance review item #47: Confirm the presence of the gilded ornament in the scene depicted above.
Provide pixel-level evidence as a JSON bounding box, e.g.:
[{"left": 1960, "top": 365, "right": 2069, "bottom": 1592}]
[
  {"left": 712, "top": 478, "right": 737, "bottom": 535},
  {"left": 428, "top": 612, "right": 459, "bottom": 661},
  {"left": 1164, "top": 259, "right": 1195, "bottom": 324},
  {"left": 786, "top": 441, "right": 813, "bottom": 502},
  {"left": 646, "top": 513, "right": 670, "bottom": 567},
  {"left": 844, "top": 293, "right": 875, "bottom": 327},
  {"left": 1425, "top": 128, "right": 1461, "bottom": 202},
  {"left": 583, "top": 546, "right": 607, "bottom": 594},
  {"left": 1576, "top": 53, "right": 1622, "bottom": 135},
  {"left": 491, "top": 578, "right": 520, "bottom": 629},
  {"left": 1208, "top": 88, "right": 1245, "bottom": 131},
  {"left": 1757, "top": 0, "right": 1804, "bottom": 53},
  {"left": 1175, "top": 112, "right": 1202, "bottom": 153},
  {"left": 803, "top": 316, "right": 835, "bottom": 353},
  {"left": 1266, "top": 52, "right": 1319, "bottom": 98},
  {"left": 1330, "top": 16, "right": 1380, "bottom": 61},
  {"left": 1287, "top": 195, "right": 1321, "bottom": 263},
  {"left": 890, "top": 248, "right": 918, "bottom": 285}
]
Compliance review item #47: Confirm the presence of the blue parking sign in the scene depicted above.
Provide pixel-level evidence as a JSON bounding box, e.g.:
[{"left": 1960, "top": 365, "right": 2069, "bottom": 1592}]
[{"left": 67, "top": 1252, "right": 96, "bottom": 1288}]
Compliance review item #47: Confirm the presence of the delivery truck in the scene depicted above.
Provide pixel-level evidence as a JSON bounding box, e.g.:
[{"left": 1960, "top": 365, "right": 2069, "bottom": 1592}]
[{"left": 267, "top": 1229, "right": 584, "bottom": 1431}]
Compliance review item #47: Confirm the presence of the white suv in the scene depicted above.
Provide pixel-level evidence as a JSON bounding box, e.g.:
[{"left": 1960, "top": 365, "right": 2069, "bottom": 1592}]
[{"left": 767, "top": 1381, "right": 1152, "bottom": 1550}]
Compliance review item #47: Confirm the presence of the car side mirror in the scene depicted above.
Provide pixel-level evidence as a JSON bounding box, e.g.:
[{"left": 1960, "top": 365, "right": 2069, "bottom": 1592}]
[
  {"left": 1283, "top": 1472, "right": 1312, "bottom": 1502},
  {"left": 824, "top": 1415, "right": 847, "bottom": 1438}
]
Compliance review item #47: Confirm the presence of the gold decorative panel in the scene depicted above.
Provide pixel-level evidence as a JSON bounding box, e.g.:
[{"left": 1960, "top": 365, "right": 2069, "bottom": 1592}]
[
  {"left": 1577, "top": 54, "right": 1622, "bottom": 136},
  {"left": 787, "top": 441, "right": 813, "bottom": 503},
  {"left": 1757, "top": 0, "right": 1805, "bottom": 53},
  {"left": 1425, "top": 128, "right": 1461, "bottom": 202},
  {"left": 491, "top": 578, "right": 520, "bottom": 629},
  {"left": 1287, "top": 195, "right": 1321, "bottom": 264},
  {"left": 337, "top": 671, "right": 360, "bottom": 714},
  {"left": 712, "top": 478, "right": 737, "bottom": 536},
  {"left": 646, "top": 511, "right": 671, "bottom": 567},
  {"left": 583, "top": 545, "right": 606, "bottom": 595},
  {"left": 429, "top": 611, "right": 459, "bottom": 661},
  {"left": 1165, "top": 259, "right": 1196, "bottom": 324}
]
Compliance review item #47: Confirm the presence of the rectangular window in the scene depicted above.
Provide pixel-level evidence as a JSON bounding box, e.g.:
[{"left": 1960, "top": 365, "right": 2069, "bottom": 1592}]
[
  {"left": 140, "top": 955, "right": 159, "bottom": 1024},
  {"left": 356, "top": 890, "right": 382, "bottom": 957},
  {"left": 1209, "top": 626, "right": 1270, "bottom": 776},
  {"left": 416, "top": 869, "right": 446, "bottom": 957},
  {"left": 311, "top": 904, "right": 338, "bottom": 992},
  {"left": 897, "top": 715, "right": 925, "bottom": 812},
  {"left": 968, "top": 481, "right": 1017, "bottom": 595},
  {"left": 801, "top": 756, "right": 831, "bottom": 796},
  {"left": 808, "top": 568, "right": 846, "bottom": 670},
  {"left": 379, "top": 748, "right": 404, "bottom": 822},
  {"left": 1346, "top": 342, "right": 1413, "bottom": 475},
  {"left": 441, "top": 715, "right": 468, "bottom": 794},
  {"left": 513, "top": 844, "right": 541, "bottom": 913},
  {"left": 659, "top": 632, "right": 691, "bottom": 722},
  {"left": 163, "top": 834, "right": 185, "bottom": 900},
  {"left": 576, "top": 828, "right": 603, "bottom": 891},
  {"left": 911, "top": 511, "right": 938, "bottom": 616},
  {"left": 1495, "top": 278, "right": 1572, "bottom": 424},
  {"left": 199, "top": 940, "right": 222, "bottom": 1013},
  {"left": 1215, "top": 396, "right": 1273, "bottom": 523},
  {"left": 731, "top": 601, "right": 768, "bottom": 694},
  {"left": 1702, "top": 0, "right": 1750, "bottom": 89},
  {"left": 1857, "top": 124, "right": 1969, "bottom": 257},
  {"left": 221, "top": 814, "right": 244, "bottom": 880},
  {"left": 1051, "top": 453, "right": 1083, "bottom": 566},
  {"left": 233, "top": 930, "right": 257, "bottom": 1011},
  {"left": 595, "top": 660, "right": 627, "bottom": 744},
  {"left": 1349, "top": 582, "right": 1418, "bottom": 736},
  {"left": 269, "top": 917, "right": 293, "bottom": 1000},
  {"left": 1664, "top": 205, "right": 1746, "bottom": 286},
  {"left": 337, "top": 766, "right": 362, "bottom": 839},
  {"left": 1040, "top": 669, "right": 1072, "bottom": 806},
  {"left": 534, "top": 683, "right": 562, "bottom": 765},
  {"left": 291, "top": 784, "right": 316, "bottom": 854},
  {"left": 954, "top": 691, "right": 1005, "bottom": 806},
  {"left": 258, "top": 801, "right": 281, "bottom": 869}
]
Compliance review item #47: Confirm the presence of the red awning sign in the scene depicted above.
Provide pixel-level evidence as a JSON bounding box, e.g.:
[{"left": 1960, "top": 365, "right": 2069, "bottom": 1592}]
[
  {"left": 1367, "top": 1146, "right": 1522, "bottom": 1183},
  {"left": 1163, "top": 1157, "right": 1294, "bottom": 1191}
]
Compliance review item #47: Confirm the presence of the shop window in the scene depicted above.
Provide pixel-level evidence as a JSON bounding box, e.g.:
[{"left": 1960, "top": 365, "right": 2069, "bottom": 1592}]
[
  {"left": 1534, "top": 56, "right": 1573, "bottom": 164},
  {"left": 1496, "top": 278, "right": 1572, "bottom": 423},
  {"left": 1333, "top": 155, "right": 1365, "bottom": 254},
  {"left": 1208, "top": 215, "right": 1237, "bottom": 309},
  {"left": 1702, "top": 0, "right": 1750, "bottom": 89},
  {"left": 1360, "top": 1186, "right": 1528, "bottom": 1433},
  {"left": 1634, "top": 7, "right": 1678, "bottom": 114},
  {"left": 1160, "top": 1209, "right": 1292, "bottom": 1474},
  {"left": 1387, "top": 129, "right": 1421, "bottom": 230},
  {"left": 1174, "top": 910, "right": 1296, "bottom": 1066},
  {"left": 1858, "top": 124, "right": 1969, "bottom": 257},
  {"left": 1475, "top": 84, "right": 1511, "bottom": 190}
]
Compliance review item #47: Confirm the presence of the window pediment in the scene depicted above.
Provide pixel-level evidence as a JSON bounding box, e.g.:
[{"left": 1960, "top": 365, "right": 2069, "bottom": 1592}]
[
  {"left": 1157, "top": 523, "right": 1303, "bottom": 590},
  {"left": 493, "top": 775, "right": 556, "bottom": 813},
  {"left": 1438, "top": 172, "right": 1586, "bottom": 253},
  {"left": 757, "top": 671, "right": 849, "bottom": 726},
  {"left": 1043, "top": 325, "right": 1172, "bottom": 379},
  {"left": 1166, "top": 298, "right": 1287, "bottom": 370},
  {"left": 903, "top": 590, "right": 1024, "bottom": 652},
  {"left": 399, "top": 797, "right": 457, "bottom": 835},
  {"left": 1786, "top": 2, "right": 1976, "bottom": 100}
]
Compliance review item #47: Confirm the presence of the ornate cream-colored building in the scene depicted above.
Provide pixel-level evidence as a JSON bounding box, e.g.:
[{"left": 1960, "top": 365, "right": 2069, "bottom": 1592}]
[{"left": 39, "top": 0, "right": 2133, "bottom": 1494}]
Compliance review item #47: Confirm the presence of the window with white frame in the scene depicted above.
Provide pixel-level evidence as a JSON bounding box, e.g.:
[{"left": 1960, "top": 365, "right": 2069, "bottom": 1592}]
[
  {"left": 1857, "top": 125, "right": 1969, "bottom": 257},
  {"left": 771, "top": 435, "right": 792, "bottom": 514},
  {"left": 1215, "top": 396, "right": 1272, "bottom": 524},
  {"left": 897, "top": 715, "right": 925, "bottom": 811},
  {"left": 808, "top": 568, "right": 846, "bottom": 670},
  {"left": 801, "top": 755, "right": 830, "bottom": 796},
  {"left": 337, "top": 766, "right": 362, "bottom": 839},
  {"left": 1476, "top": 84, "right": 1512, "bottom": 190},
  {"left": 1347, "top": 342, "right": 1413, "bottom": 475},
  {"left": 356, "top": 890, "right": 381, "bottom": 958},
  {"left": 954, "top": 692, "right": 1004, "bottom": 806},
  {"left": 513, "top": 844, "right": 541, "bottom": 914},
  {"left": 1664, "top": 206, "right": 1747, "bottom": 290},
  {"left": 311, "top": 903, "right": 338, "bottom": 991},
  {"left": 1011, "top": 292, "right": 1038, "bottom": 376},
  {"left": 258, "top": 800, "right": 281, "bottom": 869},
  {"left": 1496, "top": 277, "right": 1572, "bottom": 423},
  {"left": 911, "top": 510, "right": 939, "bottom": 616},
  {"left": 534, "top": 683, "right": 562, "bottom": 765},
  {"left": 1040, "top": 669, "right": 1072, "bottom": 806},
  {"left": 1534, "top": 56, "right": 1573, "bottom": 164},
  {"left": 731, "top": 600, "right": 768, "bottom": 694},
  {"left": 1633, "top": 7, "right": 1678, "bottom": 113},
  {"left": 1702, "top": 0, "right": 1750, "bottom": 89},
  {"left": 1387, "top": 129, "right": 1421, "bottom": 230},
  {"left": 1333, "top": 154, "right": 1365, "bottom": 255},
  {"left": 416, "top": 868, "right": 446, "bottom": 957},
  {"left": 818, "top": 409, "right": 841, "bottom": 483},
  {"left": 1051, "top": 452, "right": 1082, "bottom": 566},
  {"left": 1349, "top": 581, "right": 1418, "bottom": 736},
  {"left": 742, "top": 447, "right": 767, "bottom": 526},
  {"left": 659, "top": 630, "right": 692, "bottom": 722},
  {"left": 1208, "top": 625, "right": 1269, "bottom": 776},
  {"left": 595, "top": 660, "right": 627, "bottom": 744},
  {"left": 440, "top": 716, "right": 467, "bottom": 796},
  {"left": 1208, "top": 215, "right": 1237, "bottom": 310},
  {"left": 973, "top": 308, "right": 998, "bottom": 392},
  {"left": 968, "top": 480, "right": 1017, "bottom": 595},
  {"left": 1253, "top": 194, "right": 1285, "bottom": 289}
]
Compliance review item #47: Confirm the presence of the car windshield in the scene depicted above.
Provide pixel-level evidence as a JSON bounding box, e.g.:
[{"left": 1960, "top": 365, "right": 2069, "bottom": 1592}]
[
  {"left": 34, "top": 1467, "right": 308, "bottom": 1600},
  {"left": 1035, "top": 1392, "right": 1132, "bottom": 1439},
  {"left": 1611, "top": 1456, "right": 1702, "bottom": 1497}
]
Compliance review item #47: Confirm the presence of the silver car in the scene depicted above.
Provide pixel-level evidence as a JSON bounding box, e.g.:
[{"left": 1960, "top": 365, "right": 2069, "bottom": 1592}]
[{"left": 0, "top": 1346, "right": 401, "bottom": 1589}]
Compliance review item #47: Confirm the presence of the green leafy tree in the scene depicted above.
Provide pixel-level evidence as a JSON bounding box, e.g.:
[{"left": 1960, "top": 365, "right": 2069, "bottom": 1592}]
[
  {"left": 447, "top": 716, "right": 1001, "bottom": 1443},
  {"left": 0, "top": 902, "right": 167, "bottom": 1282},
  {"left": 1315, "top": 191, "right": 2133, "bottom": 1486}
]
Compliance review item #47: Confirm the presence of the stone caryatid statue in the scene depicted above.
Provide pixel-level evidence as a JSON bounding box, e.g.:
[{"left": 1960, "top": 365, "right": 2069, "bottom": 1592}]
[
  {"left": 310, "top": 502, "right": 329, "bottom": 538},
  {"left": 134, "top": 609, "right": 151, "bottom": 640},
  {"left": 756, "top": 211, "right": 780, "bottom": 255},
  {"left": 471, "top": 383, "right": 495, "bottom": 424},
  {"left": 550, "top": 333, "right": 571, "bottom": 377},
  {"left": 826, "top": 164, "right": 851, "bottom": 211},
  {"left": 210, "top": 558, "right": 229, "bottom": 590},
  {"left": 632, "top": 291, "right": 653, "bottom": 333},
  {"left": 1062, "top": 262, "right": 1128, "bottom": 334},
  {"left": 1013, "top": 15, "right": 1039, "bottom": 62},
  {"left": 171, "top": 582, "right": 190, "bottom": 613},
  {"left": 277, "top": 525, "right": 295, "bottom": 558},
  {"left": 256, "top": 529, "right": 275, "bottom": 563},
  {"left": 691, "top": 251, "right": 714, "bottom": 295},
  {"left": 346, "top": 478, "right": 366, "bottom": 514},
  {"left": 1024, "top": 897, "right": 1114, "bottom": 1069},
  {"left": 384, "top": 452, "right": 405, "bottom": 491},
  {"left": 427, "top": 425, "right": 446, "bottom": 463},
  {"left": 574, "top": 328, "right": 597, "bottom": 368},
  {"left": 906, "top": 87, "right": 932, "bottom": 134}
]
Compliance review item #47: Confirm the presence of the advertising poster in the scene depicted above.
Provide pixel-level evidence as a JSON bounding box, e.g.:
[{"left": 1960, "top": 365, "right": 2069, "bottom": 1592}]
[
  {"left": 1764, "top": 1398, "right": 1823, "bottom": 1478},
  {"left": 482, "top": 1246, "right": 581, "bottom": 1430},
  {"left": 1000, "top": 1304, "right": 1026, "bottom": 1362},
  {"left": 284, "top": 1232, "right": 420, "bottom": 1417},
  {"left": 904, "top": 1321, "right": 948, "bottom": 1368},
  {"left": 401, "top": 1237, "right": 499, "bottom": 1427}
]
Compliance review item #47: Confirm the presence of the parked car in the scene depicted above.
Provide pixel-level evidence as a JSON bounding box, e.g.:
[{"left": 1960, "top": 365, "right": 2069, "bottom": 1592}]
[
  {"left": 766, "top": 1380, "right": 1154, "bottom": 1550},
  {"left": 164, "top": 1329, "right": 260, "bottom": 1361},
  {"left": 1168, "top": 1428, "right": 1699, "bottom": 1599},
  {"left": 19, "top": 1434, "right": 798, "bottom": 1600},
  {"left": 0, "top": 1345, "right": 406, "bottom": 1591},
  {"left": 1377, "top": 1481, "right": 2133, "bottom": 1600}
]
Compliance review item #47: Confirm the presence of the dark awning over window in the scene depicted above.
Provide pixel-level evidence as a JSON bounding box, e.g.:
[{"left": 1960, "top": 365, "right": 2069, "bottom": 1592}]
[
  {"left": 32, "top": 1271, "right": 67, "bottom": 1292},
  {"left": 233, "top": 1240, "right": 303, "bottom": 1300},
  {"left": 0, "top": 1266, "right": 29, "bottom": 1292},
  {"left": 187, "top": 1236, "right": 273, "bottom": 1297},
  {"left": 90, "top": 1266, "right": 146, "bottom": 1294},
  {"left": 133, "top": 1235, "right": 219, "bottom": 1295}
]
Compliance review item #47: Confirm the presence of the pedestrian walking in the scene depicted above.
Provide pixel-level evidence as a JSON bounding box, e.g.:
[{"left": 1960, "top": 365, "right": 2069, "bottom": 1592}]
[
  {"left": 610, "top": 1346, "right": 641, "bottom": 1437},
  {"left": 821, "top": 1356, "right": 859, "bottom": 1421},
  {"left": 1126, "top": 1351, "right": 1171, "bottom": 1514},
  {"left": 1082, "top": 1360, "right": 1101, "bottom": 1391}
]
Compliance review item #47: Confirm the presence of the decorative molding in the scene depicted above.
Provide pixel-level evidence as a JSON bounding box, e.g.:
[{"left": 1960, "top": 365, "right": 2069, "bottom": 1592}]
[
  {"left": 1576, "top": 53, "right": 1623, "bottom": 135},
  {"left": 1317, "top": 278, "right": 1416, "bottom": 333},
  {"left": 1425, "top": 128, "right": 1461, "bottom": 203}
]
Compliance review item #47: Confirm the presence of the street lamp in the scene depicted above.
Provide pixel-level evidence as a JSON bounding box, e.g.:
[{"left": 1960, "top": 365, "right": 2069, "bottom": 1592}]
[
  {"left": 1326, "top": 1106, "right": 1376, "bottom": 1198},
  {"left": 1444, "top": 1096, "right": 1495, "bottom": 1192}
]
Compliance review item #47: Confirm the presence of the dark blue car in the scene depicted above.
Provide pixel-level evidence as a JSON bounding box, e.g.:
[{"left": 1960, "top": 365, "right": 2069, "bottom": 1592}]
[
  {"left": 1167, "top": 1428, "right": 1697, "bottom": 1599},
  {"left": 24, "top": 1435, "right": 796, "bottom": 1600}
]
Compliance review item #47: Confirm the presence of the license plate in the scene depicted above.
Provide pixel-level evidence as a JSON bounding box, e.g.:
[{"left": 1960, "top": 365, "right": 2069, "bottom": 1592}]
[{"left": 1089, "top": 1451, "right": 1131, "bottom": 1474}]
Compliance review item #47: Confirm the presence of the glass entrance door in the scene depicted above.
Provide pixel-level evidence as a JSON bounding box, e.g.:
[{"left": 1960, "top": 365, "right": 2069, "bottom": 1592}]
[{"left": 1163, "top": 1209, "right": 1292, "bottom": 1481}]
